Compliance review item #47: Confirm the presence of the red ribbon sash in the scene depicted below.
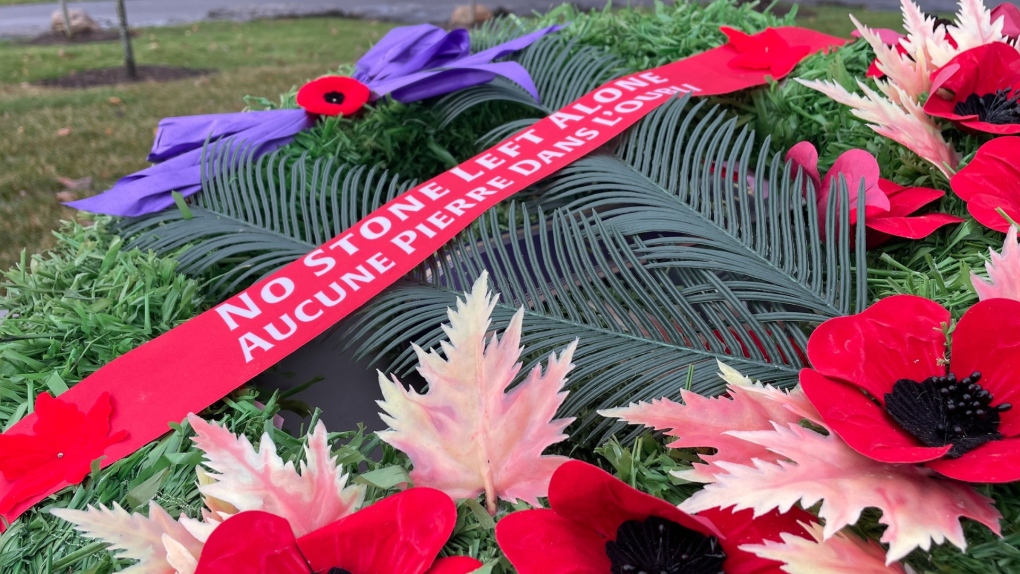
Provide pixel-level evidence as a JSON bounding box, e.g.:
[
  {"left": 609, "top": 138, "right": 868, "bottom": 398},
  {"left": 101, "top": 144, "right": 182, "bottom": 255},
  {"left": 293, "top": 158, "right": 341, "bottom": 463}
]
[{"left": 0, "top": 27, "right": 844, "bottom": 524}]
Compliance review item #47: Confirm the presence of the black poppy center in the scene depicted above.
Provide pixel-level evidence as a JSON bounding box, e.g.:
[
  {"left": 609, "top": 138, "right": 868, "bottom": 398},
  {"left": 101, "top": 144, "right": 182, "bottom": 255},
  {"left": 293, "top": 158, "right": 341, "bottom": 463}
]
[
  {"left": 953, "top": 90, "right": 1020, "bottom": 125},
  {"left": 327, "top": 569, "right": 352, "bottom": 574},
  {"left": 605, "top": 516, "right": 725, "bottom": 574},
  {"left": 884, "top": 372, "right": 1012, "bottom": 458},
  {"left": 323, "top": 91, "right": 347, "bottom": 105}
]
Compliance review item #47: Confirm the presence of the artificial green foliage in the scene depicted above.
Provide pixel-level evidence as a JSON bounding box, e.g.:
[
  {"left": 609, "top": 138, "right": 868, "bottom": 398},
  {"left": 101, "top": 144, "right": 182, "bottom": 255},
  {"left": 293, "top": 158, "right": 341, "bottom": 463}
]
[
  {"left": 537, "top": 0, "right": 796, "bottom": 71},
  {"left": 285, "top": 98, "right": 535, "bottom": 183},
  {"left": 348, "top": 96, "right": 866, "bottom": 443},
  {"left": 118, "top": 158, "right": 414, "bottom": 297},
  {"left": 6, "top": 3, "right": 1020, "bottom": 572},
  {"left": 0, "top": 218, "right": 208, "bottom": 430}
]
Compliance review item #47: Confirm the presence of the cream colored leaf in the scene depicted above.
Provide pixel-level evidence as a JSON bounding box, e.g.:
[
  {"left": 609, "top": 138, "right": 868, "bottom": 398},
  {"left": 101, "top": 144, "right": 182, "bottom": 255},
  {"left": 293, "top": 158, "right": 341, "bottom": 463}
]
[
  {"left": 163, "top": 535, "right": 200, "bottom": 574},
  {"left": 187, "top": 415, "right": 365, "bottom": 537},
  {"left": 51, "top": 501, "right": 203, "bottom": 574},
  {"left": 852, "top": 15, "right": 928, "bottom": 99},
  {"left": 601, "top": 361, "right": 818, "bottom": 482},
  {"left": 797, "top": 78, "right": 959, "bottom": 175},
  {"left": 899, "top": 0, "right": 941, "bottom": 74},
  {"left": 741, "top": 522, "right": 916, "bottom": 574},
  {"left": 973, "top": 226, "right": 1020, "bottom": 302},
  {"left": 679, "top": 424, "right": 1001, "bottom": 562},
  {"left": 377, "top": 272, "right": 574, "bottom": 513},
  {"left": 945, "top": 0, "right": 1007, "bottom": 60}
]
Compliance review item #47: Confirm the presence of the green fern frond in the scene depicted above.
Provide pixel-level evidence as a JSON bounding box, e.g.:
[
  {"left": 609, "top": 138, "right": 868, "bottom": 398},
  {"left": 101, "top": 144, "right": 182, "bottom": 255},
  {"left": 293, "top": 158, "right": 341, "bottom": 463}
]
[
  {"left": 436, "top": 37, "right": 628, "bottom": 129},
  {"left": 119, "top": 145, "right": 413, "bottom": 296},
  {"left": 346, "top": 95, "right": 867, "bottom": 442}
]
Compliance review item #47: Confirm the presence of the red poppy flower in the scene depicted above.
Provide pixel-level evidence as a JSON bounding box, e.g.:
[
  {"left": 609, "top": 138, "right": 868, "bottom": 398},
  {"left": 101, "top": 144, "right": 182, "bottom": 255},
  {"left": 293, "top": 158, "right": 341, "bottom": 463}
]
[
  {"left": 297, "top": 76, "right": 371, "bottom": 117},
  {"left": 786, "top": 142, "right": 961, "bottom": 246},
  {"left": 924, "top": 43, "right": 1020, "bottom": 135},
  {"left": 992, "top": 3, "right": 1020, "bottom": 41},
  {"left": 495, "top": 460, "right": 815, "bottom": 574},
  {"left": 0, "top": 392, "right": 127, "bottom": 516},
  {"left": 951, "top": 136, "right": 1020, "bottom": 232},
  {"left": 800, "top": 295, "right": 1020, "bottom": 483},
  {"left": 195, "top": 487, "right": 482, "bottom": 574},
  {"left": 721, "top": 27, "right": 811, "bottom": 79}
]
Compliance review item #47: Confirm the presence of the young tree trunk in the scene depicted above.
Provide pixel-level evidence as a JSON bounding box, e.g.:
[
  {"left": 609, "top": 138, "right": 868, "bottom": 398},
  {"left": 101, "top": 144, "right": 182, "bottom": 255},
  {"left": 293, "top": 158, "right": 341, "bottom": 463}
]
[
  {"left": 115, "top": 0, "right": 137, "bottom": 79},
  {"left": 59, "top": 0, "right": 73, "bottom": 39}
]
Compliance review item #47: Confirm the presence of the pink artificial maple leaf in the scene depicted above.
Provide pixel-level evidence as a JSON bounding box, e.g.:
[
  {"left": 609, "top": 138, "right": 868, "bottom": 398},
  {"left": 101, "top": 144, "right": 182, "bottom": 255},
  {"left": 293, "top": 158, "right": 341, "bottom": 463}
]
[
  {"left": 972, "top": 225, "right": 1020, "bottom": 301},
  {"left": 186, "top": 415, "right": 365, "bottom": 538},
  {"left": 377, "top": 272, "right": 575, "bottom": 514},
  {"left": 51, "top": 501, "right": 205, "bottom": 574},
  {"left": 601, "top": 361, "right": 819, "bottom": 483},
  {"left": 798, "top": 78, "right": 959, "bottom": 176},
  {"left": 741, "top": 522, "right": 916, "bottom": 574},
  {"left": 679, "top": 423, "right": 1002, "bottom": 563}
]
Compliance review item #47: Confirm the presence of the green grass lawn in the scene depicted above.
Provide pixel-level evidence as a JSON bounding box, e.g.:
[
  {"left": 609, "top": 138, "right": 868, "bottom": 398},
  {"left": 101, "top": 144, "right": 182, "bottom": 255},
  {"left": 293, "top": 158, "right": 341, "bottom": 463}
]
[
  {"left": 0, "top": 18, "right": 393, "bottom": 268},
  {"left": 795, "top": 5, "right": 904, "bottom": 36},
  {"left": 0, "top": 6, "right": 902, "bottom": 270}
]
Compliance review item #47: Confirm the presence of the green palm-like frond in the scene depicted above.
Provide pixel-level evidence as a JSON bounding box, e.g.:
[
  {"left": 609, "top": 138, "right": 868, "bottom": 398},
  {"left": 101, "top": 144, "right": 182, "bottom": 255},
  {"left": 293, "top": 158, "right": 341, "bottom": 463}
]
[
  {"left": 346, "top": 95, "right": 866, "bottom": 442},
  {"left": 436, "top": 36, "right": 628, "bottom": 129},
  {"left": 119, "top": 146, "right": 413, "bottom": 296}
]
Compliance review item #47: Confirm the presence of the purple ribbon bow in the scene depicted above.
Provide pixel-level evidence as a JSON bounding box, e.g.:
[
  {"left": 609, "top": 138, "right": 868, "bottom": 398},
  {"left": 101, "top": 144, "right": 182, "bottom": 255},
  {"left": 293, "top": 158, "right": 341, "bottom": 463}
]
[{"left": 355, "top": 23, "right": 562, "bottom": 103}]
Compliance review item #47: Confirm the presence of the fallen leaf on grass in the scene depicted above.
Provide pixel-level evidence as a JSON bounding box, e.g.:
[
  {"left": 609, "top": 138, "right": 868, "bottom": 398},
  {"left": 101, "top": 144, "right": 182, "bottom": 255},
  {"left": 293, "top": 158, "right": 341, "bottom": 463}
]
[
  {"left": 56, "top": 176, "right": 92, "bottom": 191},
  {"left": 55, "top": 127, "right": 72, "bottom": 137},
  {"left": 108, "top": 96, "right": 123, "bottom": 105}
]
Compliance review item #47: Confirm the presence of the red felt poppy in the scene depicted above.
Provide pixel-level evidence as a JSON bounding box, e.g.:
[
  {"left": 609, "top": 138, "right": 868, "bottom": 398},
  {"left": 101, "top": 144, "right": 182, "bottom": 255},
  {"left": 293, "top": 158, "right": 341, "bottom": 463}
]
[
  {"left": 951, "top": 135, "right": 1020, "bottom": 232},
  {"left": 495, "top": 460, "right": 815, "bottom": 574},
  {"left": 992, "top": 3, "right": 1020, "bottom": 41},
  {"left": 0, "top": 392, "right": 127, "bottom": 515},
  {"left": 786, "top": 142, "right": 962, "bottom": 246},
  {"left": 195, "top": 488, "right": 479, "bottom": 574},
  {"left": 924, "top": 43, "right": 1020, "bottom": 135},
  {"left": 720, "top": 27, "right": 811, "bottom": 79},
  {"left": 800, "top": 295, "right": 1020, "bottom": 482},
  {"left": 297, "top": 76, "right": 371, "bottom": 117}
]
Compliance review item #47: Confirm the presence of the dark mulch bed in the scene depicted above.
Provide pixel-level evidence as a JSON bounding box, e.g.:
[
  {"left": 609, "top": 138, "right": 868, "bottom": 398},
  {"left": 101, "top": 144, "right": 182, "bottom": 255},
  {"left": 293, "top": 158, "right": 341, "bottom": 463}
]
[
  {"left": 35, "top": 65, "right": 214, "bottom": 89},
  {"left": 22, "top": 29, "right": 136, "bottom": 46}
]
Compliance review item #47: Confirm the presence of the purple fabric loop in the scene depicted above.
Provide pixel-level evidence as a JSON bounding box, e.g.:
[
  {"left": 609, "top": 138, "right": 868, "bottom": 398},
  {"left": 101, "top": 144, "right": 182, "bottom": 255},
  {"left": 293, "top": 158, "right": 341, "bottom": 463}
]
[
  {"left": 67, "top": 110, "right": 313, "bottom": 217},
  {"left": 354, "top": 23, "right": 562, "bottom": 103}
]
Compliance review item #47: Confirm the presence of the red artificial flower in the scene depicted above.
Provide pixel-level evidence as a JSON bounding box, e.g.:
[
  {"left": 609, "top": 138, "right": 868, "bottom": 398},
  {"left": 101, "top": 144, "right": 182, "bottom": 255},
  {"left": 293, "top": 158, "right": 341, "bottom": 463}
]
[
  {"left": 992, "top": 3, "right": 1020, "bottom": 41},
  {"left": 297, "top": 76, "right": 371, "bottom": 117},
  {"left": 721, "top": 27, "right": 811, "bottom": 79},
  {"left": 951, "top": 136, "right": 1020, "bottom": 232},
  {"left": 800, "top": 295, "right": 1020, "bottom": 483},
  {"left": 924, "top": 43, "right": 1020, "bottom": 135},
  {"left": 195, "top": 487, "right": 482, "bottom": 574},
  {"left": 495, "top": 460, "right": 815, "bottom": 574},
  {"left": 0, "top": 392, "right": 127, "bottom": 516},
  {"left": 786, "top": 142, "right": 962, "bottom": 246}
]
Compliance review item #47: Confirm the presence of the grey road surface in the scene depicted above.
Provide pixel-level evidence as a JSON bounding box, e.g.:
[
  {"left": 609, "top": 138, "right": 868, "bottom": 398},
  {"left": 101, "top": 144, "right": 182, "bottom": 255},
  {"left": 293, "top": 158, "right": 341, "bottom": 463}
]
[{"left": 0, "top": 0, "right": 979, "bottom": 39}]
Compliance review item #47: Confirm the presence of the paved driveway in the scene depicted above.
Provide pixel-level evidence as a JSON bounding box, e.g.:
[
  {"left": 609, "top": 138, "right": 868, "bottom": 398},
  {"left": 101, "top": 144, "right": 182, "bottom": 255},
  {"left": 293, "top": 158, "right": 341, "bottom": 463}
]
[
  {"left": 0, "top": 0, "right": 983, "bottom": 39},
  {"left": 4, "top": 0, "right": 644, "bottom": 38}
]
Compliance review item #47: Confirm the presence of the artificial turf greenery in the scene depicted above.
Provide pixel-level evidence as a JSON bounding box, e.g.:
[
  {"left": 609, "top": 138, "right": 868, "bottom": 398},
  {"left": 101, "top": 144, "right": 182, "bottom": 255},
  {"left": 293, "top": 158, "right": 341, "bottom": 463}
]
[{"left": 3, "top": 0, "right": 1020, "bottom": 571}]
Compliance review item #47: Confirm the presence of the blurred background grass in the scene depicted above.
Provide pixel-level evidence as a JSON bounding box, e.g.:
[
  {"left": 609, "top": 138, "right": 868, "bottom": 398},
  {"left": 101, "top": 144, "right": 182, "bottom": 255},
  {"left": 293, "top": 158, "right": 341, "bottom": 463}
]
[
  {"left": 0, "top": 6, "right": 902, "bottom": 269},
  {"left": 0, "top": 18, "right": 393, "bottom": 267}
]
